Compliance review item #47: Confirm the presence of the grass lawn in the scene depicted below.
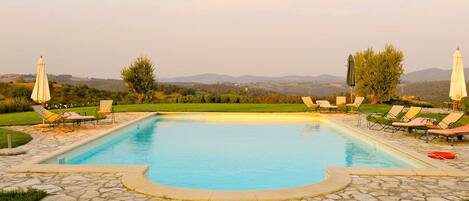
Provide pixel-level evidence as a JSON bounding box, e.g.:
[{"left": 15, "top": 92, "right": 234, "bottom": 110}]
[
  {"left": 0, "top": 104, "right": 308, "bottom": 126},
  {"left": 0, "top": 189, "right": 47, "bottom": 201},
  {"left": 0, "top": 103, "right": 467, "bottom": 126},
  {"left": 355, "top": 104, "right": 391, "bottom": 114},
  {"left": 0, "top": 128, "right": 32, "bottom": 149}
]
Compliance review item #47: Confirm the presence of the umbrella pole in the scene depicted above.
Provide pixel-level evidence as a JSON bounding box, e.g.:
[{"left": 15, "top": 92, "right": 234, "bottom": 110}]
[
  {"left": 452, "top": 100, "right": 458, "bottom": 111},
  {"left": 349, "top": 87, "right": 353, "bottom": 103},
  {"left": 41, "top": 102, "right": 45, "bottom": 125}
]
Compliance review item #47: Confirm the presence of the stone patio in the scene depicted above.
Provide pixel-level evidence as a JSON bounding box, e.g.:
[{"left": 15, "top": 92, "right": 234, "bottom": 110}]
[
  {"left": 308, "top": 113, "right": 469, "bottom": 201},
  {"left": 0, "top": 112, "right": 468, "bottom": 201}
]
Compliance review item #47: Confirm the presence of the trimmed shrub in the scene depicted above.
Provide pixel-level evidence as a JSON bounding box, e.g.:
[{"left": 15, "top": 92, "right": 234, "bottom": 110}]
[
  {"left": 0, "top": 128, "right": 33, "bottom": 149},
  {"left": 0, "top": 188, "right": 47, "bottom": 201}
]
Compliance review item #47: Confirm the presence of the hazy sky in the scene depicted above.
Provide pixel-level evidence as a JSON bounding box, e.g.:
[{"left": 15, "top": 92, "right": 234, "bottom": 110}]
[{"left": 1, "top": 0, "right": 468, "bottom": 79}]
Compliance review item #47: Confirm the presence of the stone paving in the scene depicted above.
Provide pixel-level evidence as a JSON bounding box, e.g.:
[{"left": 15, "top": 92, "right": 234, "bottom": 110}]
[
  {"left": 344, "top": 113, "right": 469, "bottom": 172},
  {"left": 310, "top": 176, "right": 469, "bottom": 201},
  {"left": 0, "top": 113, "right": 157, "bottom": 201},
  {"left": 0, "top": 112, "right": 468, "bottom": 201},
  {"left": 0, "top": 172, "right": 158, "bottom": 201},
  {"left": 308, "top": 114, "right": 469, "bottom": 201}
]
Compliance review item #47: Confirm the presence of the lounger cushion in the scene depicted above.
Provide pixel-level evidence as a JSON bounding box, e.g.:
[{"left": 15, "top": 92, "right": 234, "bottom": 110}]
[
  {"left": 391, "top": 118, "right": 432, "bottom": 127},
  {"left": 63, "top": 112, "right": 96, "bottom": 120},
  {"left": 428, "top": 124, "right": 469, "bottom": 136},
  {"left": 425, "top": 124, "right": 441, "bottom": 129},
  {"left": 316, "top": 100, "right": 337, "bottom": 108},
  {"left": 44, "top": 110, "right": 62, "bottom": 122},
  {"left": 66, "top": 116, "right": 95, "bottom": 120},
  {"left": 99, "top": 100, "right": 113, "bottom": 113}
]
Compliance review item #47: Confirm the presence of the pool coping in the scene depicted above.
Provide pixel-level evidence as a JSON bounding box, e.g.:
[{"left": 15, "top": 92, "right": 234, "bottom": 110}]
[{"left": 6, "top": 112, "right": 469, "bottom": 201}]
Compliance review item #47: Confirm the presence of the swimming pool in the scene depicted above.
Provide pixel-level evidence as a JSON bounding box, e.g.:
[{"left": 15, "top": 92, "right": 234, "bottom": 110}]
[{"left": 47, "top": 114, "right": 414, "bottom": 190}]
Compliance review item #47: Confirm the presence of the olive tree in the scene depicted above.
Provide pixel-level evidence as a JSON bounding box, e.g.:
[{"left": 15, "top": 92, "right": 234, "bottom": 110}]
[
  {"left": 355, "top": 45, "right": 404, "bottom": 103},
  {"left": 121, "top": 56, "right": 156, "bottom": 103}
]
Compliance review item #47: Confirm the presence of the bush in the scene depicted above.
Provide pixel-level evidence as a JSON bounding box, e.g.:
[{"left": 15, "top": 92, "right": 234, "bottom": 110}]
[
  {"left": 460, "top": 98, "right": 469, "bottom": 114},
  {"left": 0, "top": 83, "right": 32, "bottom": 99},
  {"left": 0, "top": 98, "right": 32, "bottom": 114},
  {"left": 384, "top": 98, "right": 433, "bottom": 108},
  {"left": 0, "top": 189, "right": 47, "bottom": 201}
]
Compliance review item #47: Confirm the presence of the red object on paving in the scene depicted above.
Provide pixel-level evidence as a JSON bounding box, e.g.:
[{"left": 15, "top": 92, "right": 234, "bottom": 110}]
[{"left": 427, "top": 152, "right": 457, "bottom": 159}]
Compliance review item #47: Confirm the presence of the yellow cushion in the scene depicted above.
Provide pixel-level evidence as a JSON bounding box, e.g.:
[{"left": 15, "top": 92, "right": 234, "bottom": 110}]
[{"left": 44, "top": 110, "right": 62, "bottom": 122}]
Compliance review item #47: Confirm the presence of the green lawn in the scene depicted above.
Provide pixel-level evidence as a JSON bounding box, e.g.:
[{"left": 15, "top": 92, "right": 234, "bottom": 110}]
[
  {"left": 0, "top": 128, "right": 32, "bottom": 149},
  {"left": 0, "top": 103, "right": 467, "bottom": 127},
  {"left": 0, "top": 104, "right": 309, "bottom": 126},
  {"left": 0, "top": 189, "right": 47, "bottom": 201},
  {"left": 355, "top": 104, "right": 392, "bottom": 114}
]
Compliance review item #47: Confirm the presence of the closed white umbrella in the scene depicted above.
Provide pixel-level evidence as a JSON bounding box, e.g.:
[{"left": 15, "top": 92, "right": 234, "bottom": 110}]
[
  {"left": 449, "top": 48, "right": 467, "bottom": 111},
  {"left": 31, "top": 56, "right": 51, "bottom": 105}
]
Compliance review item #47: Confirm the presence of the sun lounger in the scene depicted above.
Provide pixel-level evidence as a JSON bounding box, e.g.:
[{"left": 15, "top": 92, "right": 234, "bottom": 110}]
[
  {"left": 32, "top": 105, "right": 64, "bottom": 126},
  {"left": 63, "top": 112, "right": 97, "bottom": 126},
  {"left": 97, "top": 100, "right": 115, "bottom": 123},
  {"left": 391, "top": 112, "right": 463, "bottom": 133},
  {"left": 301, "top": 97, "right": 319, "bottom": 112},
  {"left": 391, "top": 117, "right": 432, "bottom": 133},
  {"left": 32, "top": 105, "right": 96, "bottom": 127},
  {"left": 367, "top": 105, "right": 404, "bottom": 130},
  {"left": 424, "top": 112, "right": 464, "bottom": 130},
  {"left": 336, "top": 96, "right": 346, "bottom": 107},
  {"left": 391, "top": 117, "right": 432, "bottom": 128},
  {"left": 346, "top": 97, "right": 365, "bottom": 112},
  {"left": 384, "top": 107, "right": 422, "bottom": 132},
  {"left": 316, "top": 100, "right": 338, "bottom": 112},
  {"left": 427, "top": 124, "right": 469, "bottom": 144},
  {"left": 400, "top": 107, "right": 422, "bottom": 122}
]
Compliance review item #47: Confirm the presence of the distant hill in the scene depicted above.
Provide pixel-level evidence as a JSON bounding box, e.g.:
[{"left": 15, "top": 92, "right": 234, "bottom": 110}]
[
  {"left": 159, "top": 73, "right": 344, "bottom": 84},
  {"left": 161, "top": 68, "right": 469, "bottom": 83},
  {"left": 398, "top": 81, "right": 453, "bottom": 105},
  {"left": 243, "top": 82, "right": 347, "bottom": 97},
  {"left": 402, "top": 68, "right": 469, "bottom": 82},
  {"left": 2, "top": 67, "right": 465, "bottom": 89},
  {"left": 1, "top": 67, "right": 466, "bottom": 103},
  {"left": 1, "top": 73, "right": 344, "bottom": 91},
  {"left": 0, "top": 74, "right": 126, "bottom": 92}
]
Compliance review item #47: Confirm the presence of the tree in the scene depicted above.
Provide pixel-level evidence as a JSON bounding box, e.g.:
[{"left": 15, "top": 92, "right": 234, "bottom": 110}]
[
  {"left": 121, "top": 56, "right": 156, "bottom": 103},
  {"left": 355, "top": 45, "right": 404, "bottom": 103},
  {"left": 15, "top": 77, "right": 25, "bottom": 83}
]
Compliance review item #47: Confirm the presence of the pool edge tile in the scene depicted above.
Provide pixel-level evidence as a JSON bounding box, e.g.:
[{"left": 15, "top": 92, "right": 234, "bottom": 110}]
[{"left": 210, "top": 191, "right": 257, "bottom": 201}]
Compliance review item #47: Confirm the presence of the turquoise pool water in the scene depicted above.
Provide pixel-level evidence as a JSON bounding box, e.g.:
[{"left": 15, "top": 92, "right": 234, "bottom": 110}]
[{"left": 62, "top": 115, "right": 413, "bottom": 190}]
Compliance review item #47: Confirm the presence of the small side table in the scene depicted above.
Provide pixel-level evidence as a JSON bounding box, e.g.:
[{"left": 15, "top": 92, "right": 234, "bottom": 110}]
[
  {"left": 443, "top": 101, "right": 462, "bottom": 111},
  {"left": 356, "top": 112, "right": 367, "bottom": 127},
  {"left": 443, "top": 101, "right": 452, "bottom": 111}
]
